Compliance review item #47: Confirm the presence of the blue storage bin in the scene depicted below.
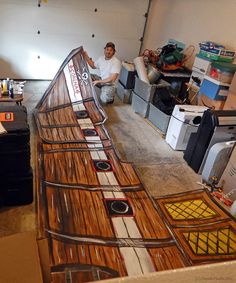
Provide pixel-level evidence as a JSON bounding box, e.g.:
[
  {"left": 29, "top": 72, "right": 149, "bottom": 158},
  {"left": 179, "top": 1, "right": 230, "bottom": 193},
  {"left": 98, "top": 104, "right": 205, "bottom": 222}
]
[{"left": 199, "top": 75, "right": 230, "bottom": 101}]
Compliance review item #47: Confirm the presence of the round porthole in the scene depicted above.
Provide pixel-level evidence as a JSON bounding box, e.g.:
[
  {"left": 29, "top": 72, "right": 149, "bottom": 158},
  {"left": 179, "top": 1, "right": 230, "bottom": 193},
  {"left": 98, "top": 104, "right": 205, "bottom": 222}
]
[
  {"left": 83, "top": 129, "right": 97, "bottom": 136},
  {"left": 76, "top": 110, "right": 88, "bottom": 118},
  {"left": 111, "top": 200, "right": 129, "bottom": 214},
  {"left": 95, "top": 161, "right": 111, "bottom": 171},
  {"left": 193, "top": 116, "right": 202, "bottom": 125}
]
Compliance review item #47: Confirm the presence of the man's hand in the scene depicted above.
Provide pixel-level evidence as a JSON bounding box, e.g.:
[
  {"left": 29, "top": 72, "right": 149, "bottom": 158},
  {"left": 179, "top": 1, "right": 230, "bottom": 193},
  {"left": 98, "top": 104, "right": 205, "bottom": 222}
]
[
  {"left": 83, "top": 51, "right": 96, "bottom": 69},
  {"left": 93, "top": 80, "right": 100, "bottom": 86},
  {"left": 83, "top": 51, "right": 89, "bottom": 60}
]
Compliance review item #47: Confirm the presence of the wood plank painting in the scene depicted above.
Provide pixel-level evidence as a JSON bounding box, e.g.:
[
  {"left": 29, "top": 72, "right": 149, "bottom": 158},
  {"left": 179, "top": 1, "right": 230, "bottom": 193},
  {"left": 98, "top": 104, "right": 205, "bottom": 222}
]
[{"left": 34, "top": 47, "right": 236, "bottom": 283}]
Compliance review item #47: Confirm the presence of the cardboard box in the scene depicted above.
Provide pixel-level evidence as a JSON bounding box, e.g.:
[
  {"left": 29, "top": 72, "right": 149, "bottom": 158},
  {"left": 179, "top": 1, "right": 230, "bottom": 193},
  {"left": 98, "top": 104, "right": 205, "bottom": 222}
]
[
  {"left": 199, "top": 75, "right": 230, "bottom": 101},
  {"left": 223, "top": 91, "right": 236, "bottom": 110},
  {"left": 192, "top": 54, "right": 212, "bottom": 75},
  {"left": 99, "top": 260, "right": 236, "bottom": 283},
  {"left": 198, "top": 94, "right": 225, "bottom": 110},
  {"left": 0, "top": 232, "right": 50, "bottom": 283}
]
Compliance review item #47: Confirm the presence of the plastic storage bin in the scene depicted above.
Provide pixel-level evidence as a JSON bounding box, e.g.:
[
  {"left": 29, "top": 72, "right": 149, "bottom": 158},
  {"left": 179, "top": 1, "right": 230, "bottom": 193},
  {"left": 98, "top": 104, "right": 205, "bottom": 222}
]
[
  {"left": 131, "top": 91, "right": 149, "bottom": 117},
  {"left": 116, "top": 81, "right": 132, "bottom": 104},
  {"left": 119, "top": 63, "right": 136, "bottom": 89},
  {"left": 148, "top": 103, "right": 171, "bottom": 134},
  {"left": 207, "top": 62, "right": 236, "bottom": 84},
  {"left": 134, "top": 76, "right": 156, "bottom": 102}
]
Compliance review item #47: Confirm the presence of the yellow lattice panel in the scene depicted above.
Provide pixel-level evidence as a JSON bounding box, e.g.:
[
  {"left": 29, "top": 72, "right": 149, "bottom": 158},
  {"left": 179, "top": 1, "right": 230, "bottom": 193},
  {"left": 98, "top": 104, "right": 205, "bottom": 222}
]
[
  {"left": 165, "top": 199, "right": 216, "bottom": 220},
  {"left": 183, "top": 227, "right": 236, "bottom": 255}
]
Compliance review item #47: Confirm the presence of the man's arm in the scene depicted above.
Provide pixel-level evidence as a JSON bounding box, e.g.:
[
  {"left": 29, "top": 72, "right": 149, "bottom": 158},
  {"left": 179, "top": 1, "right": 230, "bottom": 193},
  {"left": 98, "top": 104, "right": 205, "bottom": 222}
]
[
  {"left": 93, "top": 73, "right": 119, "bottom": 86},
  {"left": 83, "top": 51, "right": 96, "bottom": 69}
]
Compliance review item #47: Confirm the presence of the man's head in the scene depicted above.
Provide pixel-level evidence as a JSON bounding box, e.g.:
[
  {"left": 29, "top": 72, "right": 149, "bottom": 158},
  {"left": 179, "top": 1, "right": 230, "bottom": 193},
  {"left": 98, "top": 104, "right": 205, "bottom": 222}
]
[{"left": 104, "top": 42, "right": 116, "bottom": 59}]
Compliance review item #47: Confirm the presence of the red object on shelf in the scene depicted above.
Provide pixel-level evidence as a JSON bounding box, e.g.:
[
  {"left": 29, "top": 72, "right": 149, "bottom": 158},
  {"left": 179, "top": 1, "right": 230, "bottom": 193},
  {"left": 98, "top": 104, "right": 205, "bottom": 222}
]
[
  {"left": 212, "top": 191, "right": 233, "bottom": 207},
  {"left": 210, "top": 68, "right": 219, "bottom": 79}
]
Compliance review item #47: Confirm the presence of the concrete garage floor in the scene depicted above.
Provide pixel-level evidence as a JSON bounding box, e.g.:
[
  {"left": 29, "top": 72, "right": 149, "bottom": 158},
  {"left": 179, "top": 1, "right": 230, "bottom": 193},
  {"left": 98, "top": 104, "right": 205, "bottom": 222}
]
[{"left": 0, "top": 81, "right": 201, "bottom": 237}]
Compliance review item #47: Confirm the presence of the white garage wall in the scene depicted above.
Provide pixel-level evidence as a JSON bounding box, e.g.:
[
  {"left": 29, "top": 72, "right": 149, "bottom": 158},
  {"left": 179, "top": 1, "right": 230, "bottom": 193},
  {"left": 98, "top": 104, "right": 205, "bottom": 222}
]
[
  {"left": 143, "top": 0, "right": 236, "bottom": 68},
  {"left": 0, "top": 0, "right": 149, "bottom": 79}
]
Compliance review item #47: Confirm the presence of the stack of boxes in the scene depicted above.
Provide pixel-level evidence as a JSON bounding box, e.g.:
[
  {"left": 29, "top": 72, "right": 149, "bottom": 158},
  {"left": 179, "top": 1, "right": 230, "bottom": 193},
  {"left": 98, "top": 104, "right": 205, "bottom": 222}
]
[
  {"left": 0, "top": 105, "right": 33, "bottom": 206},
  {"left": 131, "top": 76, "right": 155, "bottom": 117},
  {"left": 199, "top": 41, "right": 235, "bottom": 62},
  {"left": 131, "top": 75, "right": 176, "bottom": 134},
  {"left": 147, "top": 80, "right": 174, "bottom": 134},
  {"left": 189, "top": 54, "right": 212, "bottom": 89},
  {"left": 188, "top": 46, "right": 236, "bottom": 110},
  {"left": 223, "top": 72, "right": 236, "bottom": 110},
  {"left": 117, "top": 62, "right": 136, "bottom": 104},
  {"left": 198, "top": 61, "right": 236, "bottom": 109}
]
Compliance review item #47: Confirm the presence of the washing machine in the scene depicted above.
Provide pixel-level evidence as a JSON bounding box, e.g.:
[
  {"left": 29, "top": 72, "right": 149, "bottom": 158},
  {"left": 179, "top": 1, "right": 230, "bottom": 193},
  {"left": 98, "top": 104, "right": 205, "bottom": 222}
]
[
  {"left": 184, "top": 109, "right": 236, "bottom": 174},
  {"left": 165, "top": 105, "right": 208, "bottom": 150}
]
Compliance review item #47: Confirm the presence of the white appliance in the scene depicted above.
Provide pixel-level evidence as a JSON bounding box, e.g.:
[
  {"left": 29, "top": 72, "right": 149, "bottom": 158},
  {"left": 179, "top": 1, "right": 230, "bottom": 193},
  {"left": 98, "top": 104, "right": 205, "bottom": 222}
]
[
  {"left": 165, "top": 105, "right": 208, "bottom": 150},
  {"left": 219, "top": 145, "right": 236, "bottom": 201},
  {"left": 201, "top": 141, "right": 236, "bottom": 183},
  {"left": 184, "top": 110, "right": 236, "bottom": 174},
  {"left": 189, "top": 55, "right": 212, "bottom": 88}
]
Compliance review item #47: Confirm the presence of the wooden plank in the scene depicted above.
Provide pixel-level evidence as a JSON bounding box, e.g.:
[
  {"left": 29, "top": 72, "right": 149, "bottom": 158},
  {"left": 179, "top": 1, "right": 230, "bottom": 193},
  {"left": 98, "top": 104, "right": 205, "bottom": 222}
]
[
  {"left": 40, "top": 72, "right": 71, "bottom": 111},
  {"left": 46, "top": 187, "right": 64, "bottom": 232},
  {"left": 35, "top": 135, "right": 47, "bottom": 238},
  {"left": 106, "top": 149, "right": 140, "bottom": 187},
  {"left": 84, "top": 101, "right": 104, "bottom": 124},
  {"left": 51, "top": 238, "right": 67, "bottom": 265},
  {"left": 126, "top": 191, "right": 171, "bottom": 240},
  {"left": 46, "top": 187, "right": 114, "bottom": 238},
  {"left": 43, "top": 151, "right": 99, "bottom": 186},
  {"left": 149, "top": 246, "right": 188, "bottom": 271},
  {"left": 51, "top": 273, "right": 65, "bottom": 283},
  {"left": 50, "top": 238, "right": 127, "bottom": 277}
]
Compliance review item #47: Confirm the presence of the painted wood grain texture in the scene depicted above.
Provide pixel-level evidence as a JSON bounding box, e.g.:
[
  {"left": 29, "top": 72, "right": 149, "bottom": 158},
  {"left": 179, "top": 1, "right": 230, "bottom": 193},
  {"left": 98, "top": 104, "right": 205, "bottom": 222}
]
[
  {"left": 148, "top": 246, "right": 187, "bottom": 270},
  {"left": 46, "top": 186, "right": 114, "bottom": 237},
  {"left": 36, "top": 101, "right": 108, "bottom": 143},
  {"left": 43, "top": 147, "right": 140, "bottom": 187},
  {"left": 125, "top": 191, "right": 171, "bottom": 240},
  {"left": 40, "top": 72, "right": 71, "bottom": 111},
  {"left": 50, "top": 238, "right": 127, "bottom": 278},
  {"left": 34, "top": 47, "right": 236, "bottom": 283}
]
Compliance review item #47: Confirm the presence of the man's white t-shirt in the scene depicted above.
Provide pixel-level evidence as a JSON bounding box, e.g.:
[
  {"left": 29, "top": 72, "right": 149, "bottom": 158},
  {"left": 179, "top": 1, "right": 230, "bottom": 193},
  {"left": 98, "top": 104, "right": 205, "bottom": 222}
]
[{"left": 94, "top": 56, "right": 121, "bottom": 84}]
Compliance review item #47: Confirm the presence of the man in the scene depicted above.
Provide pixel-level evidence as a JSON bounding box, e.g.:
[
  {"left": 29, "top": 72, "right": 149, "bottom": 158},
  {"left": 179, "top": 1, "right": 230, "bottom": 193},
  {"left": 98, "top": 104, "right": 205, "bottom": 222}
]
[{"left": 84, "top": 42, "right": 121, "bottom": 104}]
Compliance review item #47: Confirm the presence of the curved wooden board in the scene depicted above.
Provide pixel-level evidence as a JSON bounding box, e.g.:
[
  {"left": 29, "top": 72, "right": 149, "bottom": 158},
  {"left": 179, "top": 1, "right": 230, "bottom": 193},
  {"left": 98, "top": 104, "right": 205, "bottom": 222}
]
[{"left": 34, "top": 46, "right": 107, "bottom": 144}]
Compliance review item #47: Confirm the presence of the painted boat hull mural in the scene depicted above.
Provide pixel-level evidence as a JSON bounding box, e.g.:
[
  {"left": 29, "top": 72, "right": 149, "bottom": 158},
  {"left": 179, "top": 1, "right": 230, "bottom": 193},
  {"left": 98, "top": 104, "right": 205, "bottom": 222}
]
[{"left": 34, "top": 47, "right": 236, "bottom": 282}]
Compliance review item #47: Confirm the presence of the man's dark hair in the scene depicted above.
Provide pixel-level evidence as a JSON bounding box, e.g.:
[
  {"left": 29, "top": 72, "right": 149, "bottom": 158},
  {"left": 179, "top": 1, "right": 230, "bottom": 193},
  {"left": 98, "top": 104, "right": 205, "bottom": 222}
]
[{"left": 104, "top": 42, "right": 116, "bottom": 51}]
